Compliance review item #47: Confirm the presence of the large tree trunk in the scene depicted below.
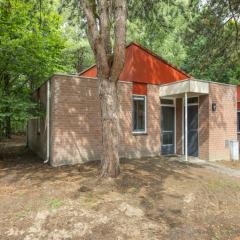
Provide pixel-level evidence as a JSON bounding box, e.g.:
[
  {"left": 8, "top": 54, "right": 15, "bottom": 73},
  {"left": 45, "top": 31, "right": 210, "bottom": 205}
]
[
  {"left": 80, "top": 0, "right": 126, "bottom": 177},
  {"left": 99, "top": 79, "right": 120, "bottom": 177}
]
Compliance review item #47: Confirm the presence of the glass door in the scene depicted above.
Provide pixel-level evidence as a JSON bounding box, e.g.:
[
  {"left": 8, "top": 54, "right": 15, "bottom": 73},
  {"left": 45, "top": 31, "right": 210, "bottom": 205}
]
[
  {"left": 161, "top": 106, "right": 175, "bottom": 155},
  {"left": 183, "top": 97, "right": 199, "bottom": 157},
  {"left": 187, "top": 105, "right": 198, "bottom": 157}
]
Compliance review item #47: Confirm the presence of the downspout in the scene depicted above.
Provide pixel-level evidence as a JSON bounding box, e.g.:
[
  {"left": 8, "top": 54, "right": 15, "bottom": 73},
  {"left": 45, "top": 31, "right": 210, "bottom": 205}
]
[
  {"left": 44, "top": 80, "right": 50, "bottom": 163},
  {"left": 184, "top": 92, "right": 188, "bottom": 162}
]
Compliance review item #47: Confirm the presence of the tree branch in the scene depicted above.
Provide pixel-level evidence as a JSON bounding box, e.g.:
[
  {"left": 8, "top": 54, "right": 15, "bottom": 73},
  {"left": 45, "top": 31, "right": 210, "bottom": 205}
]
[
  {"left": 99, "top": 0, "right": 112, "bottom": 59},
  {"left": 110, "top": 0, "right": 127, "bottom": 81},
  {"left": 80, "top": 0, "right": 110, "bottom": 77}
]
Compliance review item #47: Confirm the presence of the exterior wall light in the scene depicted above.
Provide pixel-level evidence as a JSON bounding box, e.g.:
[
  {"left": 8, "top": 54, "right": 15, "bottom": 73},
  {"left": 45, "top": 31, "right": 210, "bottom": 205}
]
[{"left": 212, "top": 103, "right": 217, "bottom": 112}]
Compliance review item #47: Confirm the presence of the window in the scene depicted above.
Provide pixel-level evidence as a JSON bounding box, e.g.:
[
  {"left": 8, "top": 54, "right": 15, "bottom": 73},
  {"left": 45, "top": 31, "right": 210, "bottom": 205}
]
[
  {"left": 161, "top": 99, "right": 174, "bottom": 105},
  {"left": 133, "top": 95, "right": 146, "bottom": 133},
  {"left": 238, "top": 111, "right": 240, "bottom": 133},
  {"left": 187, "top": 97, "right": 198, "bottom": 104}
]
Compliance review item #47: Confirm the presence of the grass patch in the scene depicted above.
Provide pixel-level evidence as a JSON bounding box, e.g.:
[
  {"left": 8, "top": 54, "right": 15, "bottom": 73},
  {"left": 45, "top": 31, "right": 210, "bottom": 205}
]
[
  {"left": 15, "top": 211, "right": 26, "bottom": 220},
  {"left": 47, "top": 198, "right": 64, "bottom": 209}
]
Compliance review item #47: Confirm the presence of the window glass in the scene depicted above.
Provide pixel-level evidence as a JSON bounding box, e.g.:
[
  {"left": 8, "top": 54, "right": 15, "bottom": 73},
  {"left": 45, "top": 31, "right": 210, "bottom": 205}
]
[
  {"left": 162, "top": 132, "right": 174, "bottom": 145},
  {"left": 188, "top": 105, "right": 198, "bottom": 130},
  {"left": 162, "top": 107, "right": 174, "bottom": 131},
  {"left": 188, "top": 97, "right": 198, "bottom": 104},
  {"left": 133, "top": 96, "right": 146, "bottom": 132},
  {"left": 161, "top": 106, "right": 174, "bottom": 145},
  {"left": 161, "top": 99, "right": 174, "bottom": 105},
  {"left": 238, "top": 112, "right": 240, "bottom": 132}
]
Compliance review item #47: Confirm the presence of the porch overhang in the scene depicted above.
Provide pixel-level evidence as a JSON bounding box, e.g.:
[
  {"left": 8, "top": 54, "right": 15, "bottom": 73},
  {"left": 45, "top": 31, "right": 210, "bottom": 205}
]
[
  {"left": 159, "top": 78, "right": 209, "bottom": 162},
  {"left": 159, "top": 79, "right": 209, "bottom": 98}
]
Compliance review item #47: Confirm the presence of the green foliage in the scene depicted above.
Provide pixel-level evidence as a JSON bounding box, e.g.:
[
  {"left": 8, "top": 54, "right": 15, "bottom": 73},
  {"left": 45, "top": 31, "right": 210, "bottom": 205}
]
[
  {"left": 61, "top": 23, "right": 94, "bottom": 73},
  {"left": 127, "top": 0, "right": 189, "bottom": 67},
  {"left": 59, "top": 0, "right": 94, "bottom": 73},
  {"left": 183, "top": 0, "right": 240, "bottom": 83},
  {"left": 47, "top": 198, "right": 64, "bottom": 209},
  {"left": 0, "top": 96, "right": 41, "bottom": 121},
  {"left": 0, "top": 0, "right": 71, "bottom": 84},
  {"left": 0, "top": 0, "right": 73, "bottom": 136}
]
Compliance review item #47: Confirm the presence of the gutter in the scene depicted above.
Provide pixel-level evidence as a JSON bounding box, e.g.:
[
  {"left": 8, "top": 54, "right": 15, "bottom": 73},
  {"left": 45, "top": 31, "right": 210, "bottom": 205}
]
[{"left": 44, "top": 80, "right": 50, "bottom": 163}]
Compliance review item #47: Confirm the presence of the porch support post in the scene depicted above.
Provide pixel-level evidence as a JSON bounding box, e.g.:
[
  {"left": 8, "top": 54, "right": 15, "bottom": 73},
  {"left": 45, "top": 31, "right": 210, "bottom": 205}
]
[{"left": 184, "top": 92, "right": 188, "bottom": 161}]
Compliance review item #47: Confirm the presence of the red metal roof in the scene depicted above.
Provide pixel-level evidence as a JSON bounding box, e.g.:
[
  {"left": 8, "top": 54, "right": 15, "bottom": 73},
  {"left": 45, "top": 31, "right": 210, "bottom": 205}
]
[{"left": 79, "top": 42, "right": 190, "bottom": 84}]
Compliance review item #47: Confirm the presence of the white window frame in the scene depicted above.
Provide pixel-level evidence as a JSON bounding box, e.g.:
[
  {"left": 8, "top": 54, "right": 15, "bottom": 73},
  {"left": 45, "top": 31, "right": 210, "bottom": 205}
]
[
  {"left": 132, "top": 95, "right": 147, "bottom": 134},
  {"left": 160, "top": 98, "right": 176, "bottom": 154}
]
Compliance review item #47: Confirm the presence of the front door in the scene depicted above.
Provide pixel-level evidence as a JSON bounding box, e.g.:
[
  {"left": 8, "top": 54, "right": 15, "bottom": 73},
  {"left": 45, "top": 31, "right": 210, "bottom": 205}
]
[
  {"left": 187, "top": 105, "right": 198, "bottom": 157},
  {"left": 161, "top": 106, "right": 175, "bottom": 155}
]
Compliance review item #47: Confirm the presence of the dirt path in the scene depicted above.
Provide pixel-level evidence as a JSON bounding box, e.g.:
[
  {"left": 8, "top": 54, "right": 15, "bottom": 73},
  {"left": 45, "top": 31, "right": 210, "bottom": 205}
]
[
  {"left": 181, "top": 157, "right": 240, "bottom": 178},
  {"left": 1, "top": 137, "right": 240, "bottom": 239}
]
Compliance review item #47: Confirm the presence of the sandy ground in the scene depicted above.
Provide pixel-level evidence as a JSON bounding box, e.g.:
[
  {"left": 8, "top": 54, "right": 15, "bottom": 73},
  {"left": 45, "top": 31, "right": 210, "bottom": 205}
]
[
  {"left": 1, "top": 136, "right": 240, "bottom": 240},
  {"left": 216, "top": 160, "right": 240, "bottom": 170}
]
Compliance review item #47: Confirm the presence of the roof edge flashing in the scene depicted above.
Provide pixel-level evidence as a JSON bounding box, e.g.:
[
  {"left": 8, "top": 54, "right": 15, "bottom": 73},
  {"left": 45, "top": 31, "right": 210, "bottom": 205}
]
[
  {"left": 189, "top": 80, "right": 209, "bottom": 94},
  {"left": 159, "top": 79, "right": 209, "bottom": 97}
]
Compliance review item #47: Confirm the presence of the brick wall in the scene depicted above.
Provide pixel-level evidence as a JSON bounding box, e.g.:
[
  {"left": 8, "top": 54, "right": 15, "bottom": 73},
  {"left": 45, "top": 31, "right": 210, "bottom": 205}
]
[
  {"left": 50, "top": 75, "right": 161, "bottom": 166},
  {"left": 119, "top": 83, "right": 161, "bottom": 158},
  {"left": 199, "top": 95, "right": 209, "bottom": 160},
  {"left": 169, "top": 83, "right": 236, "bottom": 161},
  {"left": 208, "top": 83, "right": 237, "bottom": 161},
  {"left": 27, "top": 82, "right": 48, "bottom": 159},
  {"left": 28, "top": 76, "right": 237, "bottom": 165},
  {"left": 50, "top": 76, "right": 102, "bottom": 166}
]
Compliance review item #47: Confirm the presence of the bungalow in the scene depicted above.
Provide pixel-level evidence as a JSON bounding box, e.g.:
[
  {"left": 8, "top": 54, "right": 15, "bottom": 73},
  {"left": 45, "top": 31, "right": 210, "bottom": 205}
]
[{"left": 27, "top": 42, "right": 238, "bottom": 166}]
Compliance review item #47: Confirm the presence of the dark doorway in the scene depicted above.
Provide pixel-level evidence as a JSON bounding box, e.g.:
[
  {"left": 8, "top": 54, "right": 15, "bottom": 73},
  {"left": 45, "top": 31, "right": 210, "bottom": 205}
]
[
  {"left": 186, "top": 105, "right": 198, "bottom": 157},
  {"left": 161, "top": 106, "right": 175, "bottom": 155}
]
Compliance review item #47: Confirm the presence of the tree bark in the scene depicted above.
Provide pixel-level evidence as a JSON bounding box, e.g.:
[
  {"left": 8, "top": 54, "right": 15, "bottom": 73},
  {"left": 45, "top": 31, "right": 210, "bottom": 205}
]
[
  {"left": 80, "top": 0, "right": 127, "bottom": 177},
  {"left": 99, "top": 79, "right": 120, "bottom": 177}
]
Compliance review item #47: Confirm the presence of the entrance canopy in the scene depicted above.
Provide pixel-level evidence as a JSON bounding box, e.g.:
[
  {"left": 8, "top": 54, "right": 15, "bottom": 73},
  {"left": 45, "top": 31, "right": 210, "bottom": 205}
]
[
  {"left": 160, "top": 79, "right": 209, "bottom": 162},
  {"left": 159, "top": 79, "right": 209, "bottom": 98}
]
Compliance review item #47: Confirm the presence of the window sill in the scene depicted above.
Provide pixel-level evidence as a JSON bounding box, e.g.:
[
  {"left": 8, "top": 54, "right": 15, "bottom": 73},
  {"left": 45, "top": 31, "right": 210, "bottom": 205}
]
[{"left": 132, "top": 132, "right": 148, "bottom": 136}]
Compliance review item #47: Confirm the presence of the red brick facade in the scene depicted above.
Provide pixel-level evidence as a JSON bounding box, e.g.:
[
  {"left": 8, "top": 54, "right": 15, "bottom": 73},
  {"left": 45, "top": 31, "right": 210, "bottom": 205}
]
[
  {"left": 49, "top": 75, "right": 160, "bottom": 166},
  {"left": 173, "top": 83, "right": 237, "bottom": 161},
  {"left": 50, "top": 75, "right": 102, "bottom": 166},
  {"left": 199, "top": 95, "right": 209, "bottom": 160},
  {"left": 28, "top": 75, "right": 238, "bottom": 166},
  {"left": 208, "top": 83, "right": 237, "bottom": 160}
]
